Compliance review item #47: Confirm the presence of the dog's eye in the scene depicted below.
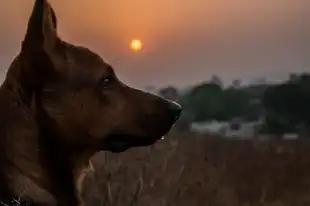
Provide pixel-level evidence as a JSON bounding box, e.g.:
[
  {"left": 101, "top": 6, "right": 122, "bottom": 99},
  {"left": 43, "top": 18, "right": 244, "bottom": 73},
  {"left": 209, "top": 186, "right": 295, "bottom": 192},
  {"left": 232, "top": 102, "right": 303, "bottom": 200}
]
[{"left": 99, "top": 76, "right": 112, "bottom": 88}]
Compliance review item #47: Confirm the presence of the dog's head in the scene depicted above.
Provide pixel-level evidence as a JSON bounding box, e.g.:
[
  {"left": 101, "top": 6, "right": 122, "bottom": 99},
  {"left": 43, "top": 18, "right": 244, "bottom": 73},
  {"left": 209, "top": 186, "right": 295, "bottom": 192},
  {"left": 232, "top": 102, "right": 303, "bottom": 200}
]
[{"left": 9, "top": 0, "right": 181, "bottom": 153}]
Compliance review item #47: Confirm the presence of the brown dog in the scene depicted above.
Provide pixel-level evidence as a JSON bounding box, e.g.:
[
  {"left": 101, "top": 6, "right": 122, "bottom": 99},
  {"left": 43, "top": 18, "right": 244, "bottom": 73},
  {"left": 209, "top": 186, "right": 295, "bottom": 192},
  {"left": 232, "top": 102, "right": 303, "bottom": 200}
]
[{"left": 0, "top": 0, "right": 181, "bottom": 205}]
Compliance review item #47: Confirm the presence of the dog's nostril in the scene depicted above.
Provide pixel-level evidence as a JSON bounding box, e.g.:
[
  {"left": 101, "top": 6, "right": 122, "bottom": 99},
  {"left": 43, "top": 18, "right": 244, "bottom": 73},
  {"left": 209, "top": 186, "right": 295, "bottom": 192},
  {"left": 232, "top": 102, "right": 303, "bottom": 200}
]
[{"left": 168, "top": 101, "right": 182, "bottom": 120}]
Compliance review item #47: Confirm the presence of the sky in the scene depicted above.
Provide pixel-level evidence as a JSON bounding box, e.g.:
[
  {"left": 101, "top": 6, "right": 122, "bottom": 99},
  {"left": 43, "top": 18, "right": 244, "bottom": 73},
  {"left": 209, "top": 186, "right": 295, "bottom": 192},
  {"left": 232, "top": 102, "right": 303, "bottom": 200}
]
[{"left": 0, "top": 0, "right": 309, "bottom": 88}]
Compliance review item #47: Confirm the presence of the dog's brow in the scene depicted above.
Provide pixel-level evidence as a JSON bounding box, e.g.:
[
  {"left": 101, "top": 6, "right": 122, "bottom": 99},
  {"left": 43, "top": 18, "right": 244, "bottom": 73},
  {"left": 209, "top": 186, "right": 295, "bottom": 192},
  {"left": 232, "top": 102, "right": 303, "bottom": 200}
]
[{"left": 106, "top": 64, "right": 114, "bottom": 74}]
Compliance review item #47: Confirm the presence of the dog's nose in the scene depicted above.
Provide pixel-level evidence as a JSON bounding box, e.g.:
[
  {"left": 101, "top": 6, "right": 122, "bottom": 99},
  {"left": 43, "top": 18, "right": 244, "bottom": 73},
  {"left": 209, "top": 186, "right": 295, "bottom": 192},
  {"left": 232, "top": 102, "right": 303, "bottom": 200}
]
[{"left": 168, "top": 101, "right": 182, "bottom": 121}]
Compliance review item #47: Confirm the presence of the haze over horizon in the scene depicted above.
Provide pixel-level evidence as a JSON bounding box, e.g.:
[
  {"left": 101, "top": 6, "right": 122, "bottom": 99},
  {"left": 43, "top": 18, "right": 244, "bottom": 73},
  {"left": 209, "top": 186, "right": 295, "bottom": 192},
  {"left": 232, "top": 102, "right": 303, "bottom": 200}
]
[{"left": 0, "top": 1, "right": 309, "bottom": 88}]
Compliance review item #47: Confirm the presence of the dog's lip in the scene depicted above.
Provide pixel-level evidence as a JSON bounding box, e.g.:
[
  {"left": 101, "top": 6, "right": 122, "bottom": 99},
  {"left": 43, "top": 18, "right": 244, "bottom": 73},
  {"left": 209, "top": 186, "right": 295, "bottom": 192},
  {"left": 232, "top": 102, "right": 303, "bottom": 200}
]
[{"left": 102, "top": 134, "right": 163, "bottom": 153}]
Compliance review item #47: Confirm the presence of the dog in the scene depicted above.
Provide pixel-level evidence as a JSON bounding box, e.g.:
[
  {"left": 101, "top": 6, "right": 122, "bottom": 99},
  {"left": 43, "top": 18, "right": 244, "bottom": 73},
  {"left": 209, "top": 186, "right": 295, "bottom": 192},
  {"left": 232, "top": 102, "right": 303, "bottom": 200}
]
[{"left": 0, "top": 0, "right": 181, "bottom": 205}]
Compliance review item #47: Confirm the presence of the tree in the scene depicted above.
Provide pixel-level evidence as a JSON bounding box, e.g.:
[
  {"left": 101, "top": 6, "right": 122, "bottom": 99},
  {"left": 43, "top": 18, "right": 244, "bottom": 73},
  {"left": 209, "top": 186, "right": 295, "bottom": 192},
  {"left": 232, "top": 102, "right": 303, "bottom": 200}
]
[
  {"left": 263, "top": 78, "right": 310, "bottom": 135},
  {"left": 158, "top": 86, "right": 179, "bottom": 101},
  {"left": 184, "top": 82, "right": 223, "bottom": 122},
  {"left": 231, "top": 79, "right": 241, "bottom": 89},
  {"left": 219, "top": 88, "right": 251, "bottom": 121},
  {"left": 209, "top": 75, "right": 223, "bottom": 88},
  {"left": 179, "top": 81, "right": 258, "bottom": 123}
]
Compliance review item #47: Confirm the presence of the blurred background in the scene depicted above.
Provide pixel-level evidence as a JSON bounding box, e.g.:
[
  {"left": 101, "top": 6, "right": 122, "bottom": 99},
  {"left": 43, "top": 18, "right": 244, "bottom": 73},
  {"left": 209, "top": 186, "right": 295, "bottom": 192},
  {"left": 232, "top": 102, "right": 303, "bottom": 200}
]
[{"left": 1, "top": 1, "right": 310, "bottom": 205}]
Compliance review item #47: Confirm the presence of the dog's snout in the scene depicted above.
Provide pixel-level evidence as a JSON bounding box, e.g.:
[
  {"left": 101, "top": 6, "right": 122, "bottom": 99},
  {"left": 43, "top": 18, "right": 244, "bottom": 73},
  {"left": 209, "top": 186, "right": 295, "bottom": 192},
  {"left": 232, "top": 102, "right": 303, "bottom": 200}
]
[{"left": 168, "top": 101, "right": 182, "bottom": 121}]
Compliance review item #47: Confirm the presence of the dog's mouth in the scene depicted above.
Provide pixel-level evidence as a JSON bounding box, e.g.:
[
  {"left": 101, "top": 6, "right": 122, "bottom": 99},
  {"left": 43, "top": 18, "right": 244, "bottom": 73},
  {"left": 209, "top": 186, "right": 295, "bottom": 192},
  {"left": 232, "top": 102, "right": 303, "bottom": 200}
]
[
  {"left": 101, "top": 110, "right": 180, "bottom": 153},
  {"left": 102, "top": 134, "right": 165, "bottom": 153}
]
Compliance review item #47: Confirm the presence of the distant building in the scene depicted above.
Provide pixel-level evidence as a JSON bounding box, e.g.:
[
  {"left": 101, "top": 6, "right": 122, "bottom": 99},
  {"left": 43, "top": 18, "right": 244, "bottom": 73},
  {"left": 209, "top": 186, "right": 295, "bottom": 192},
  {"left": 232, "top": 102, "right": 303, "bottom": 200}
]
[
  {"left": 190, "top": 119, "right": 263, "bottom": 139},
  {"left": 282, "top": 133, "right": 299, "bottom": 140},
  {"left": 191, "top": 120, "right": 227, "bottom": 135},
  {"left": 250, "top": 98, "right": 261, "bottom": 105}
]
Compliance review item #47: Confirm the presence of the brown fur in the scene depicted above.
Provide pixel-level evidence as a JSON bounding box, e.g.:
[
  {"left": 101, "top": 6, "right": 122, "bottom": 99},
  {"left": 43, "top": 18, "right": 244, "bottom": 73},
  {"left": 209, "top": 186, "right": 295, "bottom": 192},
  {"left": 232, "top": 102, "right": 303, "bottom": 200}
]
[{"left": 0, "top": 0, "right": 181, "bottom": 205}]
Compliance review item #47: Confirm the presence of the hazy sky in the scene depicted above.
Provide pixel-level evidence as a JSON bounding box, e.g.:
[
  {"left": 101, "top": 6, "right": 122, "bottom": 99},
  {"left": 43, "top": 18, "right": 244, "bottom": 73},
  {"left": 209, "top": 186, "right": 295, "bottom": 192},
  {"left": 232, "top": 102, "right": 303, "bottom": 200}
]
[{"left": 0, "top": 1, "right": 309, "bottom": 88}]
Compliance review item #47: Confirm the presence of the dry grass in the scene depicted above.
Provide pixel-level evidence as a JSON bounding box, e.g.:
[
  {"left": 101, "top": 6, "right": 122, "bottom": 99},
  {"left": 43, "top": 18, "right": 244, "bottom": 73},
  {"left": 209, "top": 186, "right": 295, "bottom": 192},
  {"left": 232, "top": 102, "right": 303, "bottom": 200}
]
[{"left": 82, "top": 132, "right": 310, "bottom": 206}]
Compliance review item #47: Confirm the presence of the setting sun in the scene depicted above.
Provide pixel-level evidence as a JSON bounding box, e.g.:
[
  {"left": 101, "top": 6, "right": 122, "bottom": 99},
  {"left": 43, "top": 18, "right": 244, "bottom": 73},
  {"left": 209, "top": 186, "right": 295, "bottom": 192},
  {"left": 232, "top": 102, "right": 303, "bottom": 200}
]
[{"left": 130, "top": 39, "right": 142, "bottom": 51}]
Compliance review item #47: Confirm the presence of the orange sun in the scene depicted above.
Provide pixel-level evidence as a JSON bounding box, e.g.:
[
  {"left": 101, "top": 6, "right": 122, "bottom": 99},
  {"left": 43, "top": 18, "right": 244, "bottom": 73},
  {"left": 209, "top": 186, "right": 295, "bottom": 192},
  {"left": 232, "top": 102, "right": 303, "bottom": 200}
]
[{"left": 130, "top": 39, "right": 142, "bottom": 51}]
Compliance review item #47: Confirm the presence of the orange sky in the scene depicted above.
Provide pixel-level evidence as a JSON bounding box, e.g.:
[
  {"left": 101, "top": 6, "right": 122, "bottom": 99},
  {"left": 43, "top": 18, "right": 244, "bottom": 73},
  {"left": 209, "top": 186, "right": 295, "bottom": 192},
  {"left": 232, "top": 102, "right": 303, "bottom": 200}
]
[{"left": 0, "top": 1, "right": 309, "bottom": 88}]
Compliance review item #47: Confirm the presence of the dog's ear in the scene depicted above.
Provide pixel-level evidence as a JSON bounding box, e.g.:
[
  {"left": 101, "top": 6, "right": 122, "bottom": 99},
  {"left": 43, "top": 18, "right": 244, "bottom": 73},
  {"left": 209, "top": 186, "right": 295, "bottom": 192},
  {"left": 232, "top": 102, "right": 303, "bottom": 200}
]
[
  {"left": 17, "top": 0, "right": 60, "bottom": 88},
  {"left": 22, "top": 0, "right": 59, "bottom": 52}
]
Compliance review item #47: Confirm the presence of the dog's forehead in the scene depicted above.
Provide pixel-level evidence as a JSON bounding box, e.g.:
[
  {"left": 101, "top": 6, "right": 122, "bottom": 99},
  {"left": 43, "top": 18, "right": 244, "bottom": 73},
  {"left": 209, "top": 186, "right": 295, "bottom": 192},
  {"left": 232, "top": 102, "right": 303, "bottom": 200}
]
[{"left": 64, "top": 43, "right": 111, "bottom": 78}]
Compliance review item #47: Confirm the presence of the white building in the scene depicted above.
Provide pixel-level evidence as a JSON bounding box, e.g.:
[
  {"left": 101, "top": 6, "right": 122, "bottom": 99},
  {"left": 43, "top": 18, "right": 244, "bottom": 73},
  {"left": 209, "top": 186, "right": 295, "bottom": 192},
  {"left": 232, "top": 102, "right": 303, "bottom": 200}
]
[{"left": 190, "top": 119, "right": 263, "bottom": 139}]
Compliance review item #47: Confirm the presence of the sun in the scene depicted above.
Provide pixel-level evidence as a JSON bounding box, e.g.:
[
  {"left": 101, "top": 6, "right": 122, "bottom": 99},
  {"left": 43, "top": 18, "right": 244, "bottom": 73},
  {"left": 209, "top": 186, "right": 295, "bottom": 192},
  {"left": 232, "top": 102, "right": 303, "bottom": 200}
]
[{"left": 130, "top": 39, "right": 143, "bottom": 51}]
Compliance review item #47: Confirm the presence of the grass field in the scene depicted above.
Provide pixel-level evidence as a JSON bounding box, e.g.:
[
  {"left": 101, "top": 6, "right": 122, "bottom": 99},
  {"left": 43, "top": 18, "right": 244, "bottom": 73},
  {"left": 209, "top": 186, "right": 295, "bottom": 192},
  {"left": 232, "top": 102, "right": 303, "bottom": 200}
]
[{"left": 82, "top": 131, "right": 310, "bottom": 206}]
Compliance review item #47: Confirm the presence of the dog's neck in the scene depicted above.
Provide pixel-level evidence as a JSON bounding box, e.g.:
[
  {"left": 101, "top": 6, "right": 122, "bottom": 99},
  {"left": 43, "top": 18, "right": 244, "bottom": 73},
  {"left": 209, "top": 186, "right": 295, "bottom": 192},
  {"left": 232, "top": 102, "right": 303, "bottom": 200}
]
[{"left": 0, "top": 80, "right": 94, "bottom": 206}]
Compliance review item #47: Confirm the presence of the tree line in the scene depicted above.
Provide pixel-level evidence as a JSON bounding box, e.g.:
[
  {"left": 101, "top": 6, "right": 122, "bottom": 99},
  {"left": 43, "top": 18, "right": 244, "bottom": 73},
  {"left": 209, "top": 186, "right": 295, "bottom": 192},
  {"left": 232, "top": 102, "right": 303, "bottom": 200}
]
[{"left": 158, "top": 73, "right": 310, "bottom": 136}]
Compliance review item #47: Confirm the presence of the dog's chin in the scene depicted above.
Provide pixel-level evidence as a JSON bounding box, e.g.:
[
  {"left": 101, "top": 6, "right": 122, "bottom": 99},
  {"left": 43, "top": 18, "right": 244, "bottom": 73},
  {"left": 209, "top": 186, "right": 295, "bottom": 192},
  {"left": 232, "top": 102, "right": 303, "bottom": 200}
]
[{"left": 102, "top": 134, "right": 164, "bottom": 153}]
